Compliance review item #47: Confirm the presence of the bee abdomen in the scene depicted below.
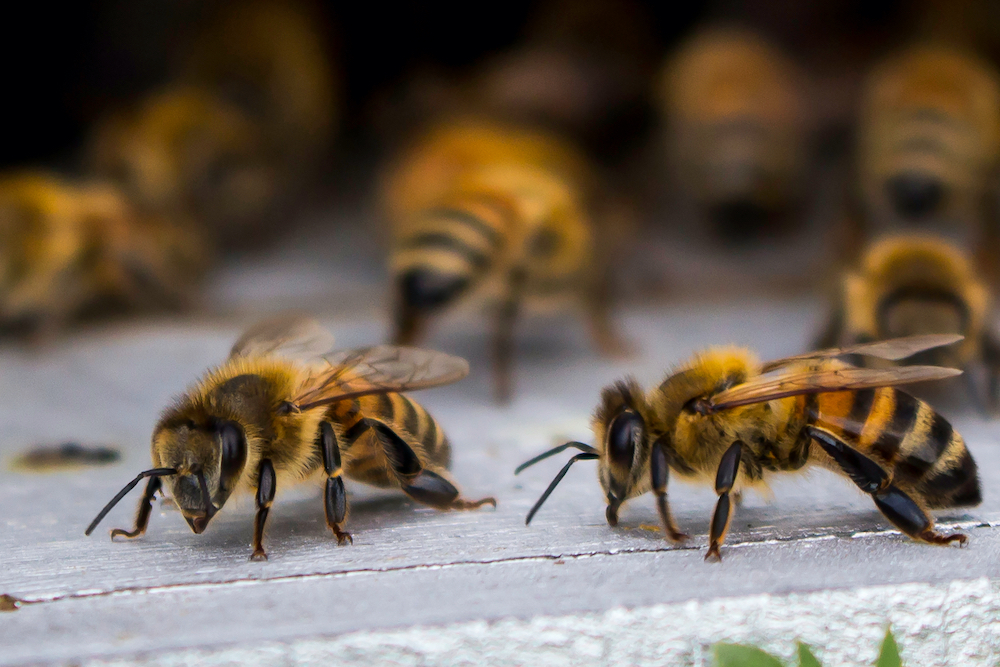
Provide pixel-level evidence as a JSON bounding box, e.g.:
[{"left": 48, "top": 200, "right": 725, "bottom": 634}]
[
  {"left": 393, "top": 206, "right": 504, "bottom": 308},
  {"left": 390, "top": 394, "right": 452, "bottom": 469}
]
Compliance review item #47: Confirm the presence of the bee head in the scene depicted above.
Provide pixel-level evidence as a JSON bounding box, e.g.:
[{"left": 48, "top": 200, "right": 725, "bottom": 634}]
[
  {"left": 514, "top": 377, "right": 653, "bottom": 528},
  {"left": 591, "top": 378, "right": 654, "bottom": 525},
  {"left": 153, "top": 418, "right": 248, "bottom": 534}
]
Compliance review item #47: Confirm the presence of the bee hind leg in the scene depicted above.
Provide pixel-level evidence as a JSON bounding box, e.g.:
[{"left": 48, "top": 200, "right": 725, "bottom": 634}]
[
  {"left": 706, "top": 441, "right": 743, "bottom": 562},
  {"left": 805, "top": 426, "right": 967, "bottom": 546},
  {"left": 403, "top": 469, "right": 496, "bottom": 511},
  {"left": 319, "top": 422, "right": 352, "bottom": 545}
]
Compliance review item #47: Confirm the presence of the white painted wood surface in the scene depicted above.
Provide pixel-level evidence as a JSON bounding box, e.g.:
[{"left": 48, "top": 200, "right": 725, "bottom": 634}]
[{"left": 1, "top": 221, "right": 998, "bottom": 665}]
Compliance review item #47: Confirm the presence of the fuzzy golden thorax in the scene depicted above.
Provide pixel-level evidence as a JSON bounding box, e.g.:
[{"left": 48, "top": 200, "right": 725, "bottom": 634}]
[
  {"left": 653, "top": 347, "right": 765, "bottom": 478},
  {"left": 151, "top": 356, "right": 323, "bottom": 534}
]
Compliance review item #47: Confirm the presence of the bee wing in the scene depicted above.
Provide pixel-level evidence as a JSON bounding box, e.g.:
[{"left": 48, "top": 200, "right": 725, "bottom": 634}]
[
  {"left": 229, "top": 314, "right": 337, "bottom": 363},
  {"left": 708, "top": 364, "right": 962, "bottom": 412},
  {"left": 292, "top": 345, "right": 470, "bottom": 410},
  {"left": 758, "top": 334, "right": 964, "bottom": 373}
]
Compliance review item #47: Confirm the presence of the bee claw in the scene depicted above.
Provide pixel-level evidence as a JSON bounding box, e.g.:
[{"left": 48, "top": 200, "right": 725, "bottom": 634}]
[
  {"left": 704, "top": 546, "right": 722, "bottom": 562},
  {"left": 249, "top": 549, "right": 268, "bottom": 562}
]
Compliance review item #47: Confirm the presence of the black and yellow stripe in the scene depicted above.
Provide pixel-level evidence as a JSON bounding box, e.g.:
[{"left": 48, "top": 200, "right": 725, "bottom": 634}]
[
  {"left": 802, "top": 387, "right": 980, "bottom": 509},
  {"left": 327, "top": 393, "right": 452, "bottom": 489}
]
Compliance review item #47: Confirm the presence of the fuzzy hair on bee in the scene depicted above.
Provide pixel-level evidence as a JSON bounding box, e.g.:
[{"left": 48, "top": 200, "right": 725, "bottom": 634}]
[
  {"left": 0, "top": 171, "right": 206, "bottom": 335},
  {"left": 86, "top": 316, "right": 495, "bottom": 561},
  {"left": 659, "top": 27, "right": 809, "bottom": 243},
  {"left": 816, "top": 233, "right": 1000, "bottom": 412},
  {"left": 517, "top": 335, "right": 979, "bottom": 561},
  {"left": 88, "top": 87, "right": 283, "bottom": 244},
  {"left": 382, "top": 119, "right": 630, "bottom": 404},
  {"left": 857, "top": 45, "right": 1000, "bottom": 244}
]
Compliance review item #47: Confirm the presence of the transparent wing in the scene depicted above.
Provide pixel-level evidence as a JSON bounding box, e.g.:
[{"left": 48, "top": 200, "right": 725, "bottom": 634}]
[
  {"left": 708, "top": 365, "right": 962, "bottom": 412},
  {"left": 759, "top": 334, "right": 964, "bottom": 373},
  {"left": 292, "top": 345, "right": 470, "bottom": 410},
  {"left": 229, "top": 314, "right": 337, "bottom": 363}
]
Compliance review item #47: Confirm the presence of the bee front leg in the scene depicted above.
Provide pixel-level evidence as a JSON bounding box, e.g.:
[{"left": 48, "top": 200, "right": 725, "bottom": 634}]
[
  {"left": 110, "top": 476, "right": 162, "bottom": 540},
  {"left": 805, "top": 426, "right": 967, "bottom": 546},
  {"left": 250, "top": 459, "right": 276, "bottom": 561},
  {"left": 706, "top": 441, "right": 743, "bottom": 562},
  {"left": 319, "top": 421, "right": 352, "bottom": 545},
  {"left": 650, "top": 438, "right": 688, "bottom": 543}
]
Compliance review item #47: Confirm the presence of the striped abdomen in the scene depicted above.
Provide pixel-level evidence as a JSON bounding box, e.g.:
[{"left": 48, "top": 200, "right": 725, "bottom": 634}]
[
  {"left": 331, "top": 392, "right": 452, "bottom": 488},
  {"left": 803, "top": 388, "right": 980, "bottom": 508},
  {"left": 392, "top": 197, "right": 507, "bottom": 311}
]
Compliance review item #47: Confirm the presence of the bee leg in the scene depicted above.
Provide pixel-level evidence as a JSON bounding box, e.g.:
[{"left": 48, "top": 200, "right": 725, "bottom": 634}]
[
  {"left": 586, "top": 270, "right": 632, "bottom": 358},
  {"left": 706, "top": 441, "right": 743, "bottom": 562},
  {"left": 493, "top": 268, "right": 525, "bottom": 405},
  {"left": 110, "top": 476, "right": 162, "bottom": 540},
  {"left": 650, "top": 438, "right": 688, "bottom": 542},
  {"left": 319, "top": 421, "right": 352, "bottom": 545},
  {"left": 250, "top": 458, "right": 276, "bottom": 561},
  {"left": 805, "top": 426, "right": 967, "bottom": 546},
  {"left": 403, "top": 468, "right": 496, "bottom": 510}
]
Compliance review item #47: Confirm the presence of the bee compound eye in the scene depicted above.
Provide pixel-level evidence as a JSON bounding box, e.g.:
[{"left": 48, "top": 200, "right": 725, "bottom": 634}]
[
  {"left": 607, "top": 411, "right": 643, "bottom": 469},
  {"left": 218, "top": 421, "right": 247, "bottom": 489}
]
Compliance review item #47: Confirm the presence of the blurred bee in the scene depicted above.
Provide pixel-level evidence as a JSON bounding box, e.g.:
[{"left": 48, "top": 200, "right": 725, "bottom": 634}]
[
  {"left": 517, "top": 335, "right": 980, "bottom": 561},
  {"left": 857, "top": 46, "right": 1000, "bottom": 243},
  {"left": 660, "top": 28, "right": 808, "bottom": 244},
  {"left": 383, "top": 120, "right": 627, "bottom": 404},
  {"left": 88, "top": 87, "right": 281, "bottom": 244},
  {"left": 86, "top": 316, "right": 495, "bottom": 561},
  {"left": 0, "top": 172, "right": 205, "bottom": 334},
  {"left": 179, "top": 0, "right": 337, "bottom": 172},
  {"left": 816, "top": 233, "right": 1000, "bottom": 411}
]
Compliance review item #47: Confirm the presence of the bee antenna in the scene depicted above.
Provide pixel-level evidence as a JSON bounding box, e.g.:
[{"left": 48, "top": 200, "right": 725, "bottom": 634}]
[
  {"left": 514, "top": 441, "right": 598, "bottom": 475},
  {"left": 85, "top": 468, "right": 177, "bottom": 536},
  {"left": 523, "top": 449, "right": 599, "bottom": 526}
]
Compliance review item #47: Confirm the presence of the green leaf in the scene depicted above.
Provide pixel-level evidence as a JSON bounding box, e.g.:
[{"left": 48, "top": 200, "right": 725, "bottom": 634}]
[
  {"left": 714, "top": 643, "right": 786, "bottom": 667},
  {"left": 875, "top": 629, "right": 902, "bottom": 667},
  {"left": 797, "top": 643, "right": 823, "bottom": 667}
]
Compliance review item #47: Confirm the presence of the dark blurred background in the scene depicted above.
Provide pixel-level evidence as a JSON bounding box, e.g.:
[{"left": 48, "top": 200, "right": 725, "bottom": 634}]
[{"left": 3, "top": 0, "right": 914, "bottom": 169}]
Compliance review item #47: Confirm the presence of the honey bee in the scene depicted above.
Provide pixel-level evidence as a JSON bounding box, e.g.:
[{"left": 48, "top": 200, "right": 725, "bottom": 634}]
[
  {"left": 88, "top": 87, "right": 281, "bottom": 243},
  {"left": 383, "top": 120, "right": 627, "bottom": 403},
  {"left": 857, "top": 46, "right": 1000, "bottom": 242},
  {"left": 816, "top": 233, "right": 1000, "bottom": 411},
  {"left": 660, "top": 28, "right": 808, "bottom": 243},
  {"left": 0, "top": 172, "right": 205, "bottom": 334},
  {"left": 85, "top": 316, "right": 495, "bottom": 561},
  {"left": 517, "top": 335, "right": 980, "bottom": 561},
  {"left": 179, "top": 0, "right": 337, "bottom": 172}
]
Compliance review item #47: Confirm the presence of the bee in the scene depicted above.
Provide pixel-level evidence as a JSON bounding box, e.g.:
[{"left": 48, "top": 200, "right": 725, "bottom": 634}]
[
  {"left": 516, "top": 335, "right": 980, "bottom": 561},
  {"left": 857, "top": 46, "right": 1000, "bottom": 243},
  {"left": 660, "top": 28, "right": 808, "bottom": 243},
  {"left": 88, "top": 87, "right": 281, "bottom": 244},
  {"left": 179, "top": 0, "right": 337, "bottom": 173},
  {"left": 0, "top": 172, "right": 205, "bottom": 334},
  {"left": 85, "top": 316, "right": 495, "bottom": 561},
  {"left": 816, "top": 233, "right": 1000, "bottom": 412},
  {"left": 383, "top": 120, "right": 627, "bottom": 403}
]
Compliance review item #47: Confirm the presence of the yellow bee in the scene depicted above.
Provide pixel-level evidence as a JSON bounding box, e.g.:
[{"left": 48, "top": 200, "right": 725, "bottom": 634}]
[
  {"left": 816, "top": 233, "right": 1000, "bottom": 411},
  {"left": 86, "top": 316, "right": 495, "bottom": 561},
  {"left": 857, "top": 45, "right": 1000, "bottom": 242},
  {"left": 0, "top": 172, "right": 205, "bottom": 334},
  {"left": 383, "top": 119, "right": 627, "bottom": 403},
  {"left": 88, "top": 87, "right": 280, "bottom": 243},
  {"left": 179, "top": 0, "right": 337, "bottom": 171},
  {"left": 660, "top": 28, "right": 808, "bottom": 243},
  {"left": 517, "top": 335, "right": 980, "bottom": 561}
]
